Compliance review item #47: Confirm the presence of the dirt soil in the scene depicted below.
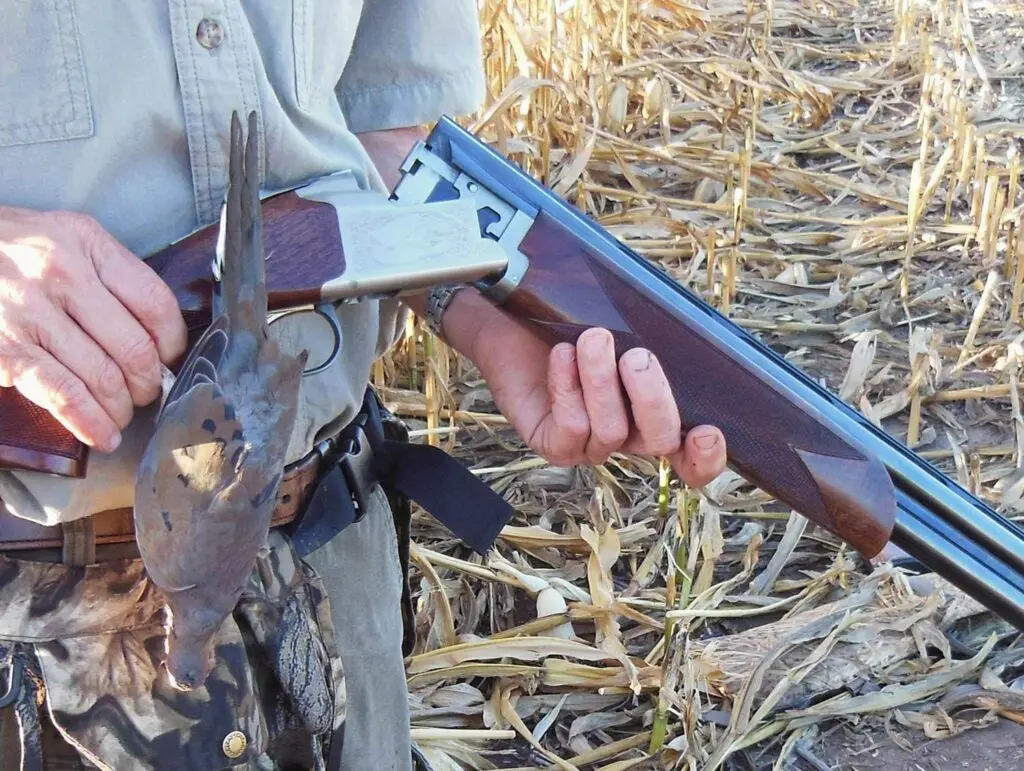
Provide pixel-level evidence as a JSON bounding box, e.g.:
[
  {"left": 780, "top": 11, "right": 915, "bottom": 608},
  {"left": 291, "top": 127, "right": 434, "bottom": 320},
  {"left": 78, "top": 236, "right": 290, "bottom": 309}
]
[{"left": 815, "top": 717, "right": 1024, "bottom": 770}]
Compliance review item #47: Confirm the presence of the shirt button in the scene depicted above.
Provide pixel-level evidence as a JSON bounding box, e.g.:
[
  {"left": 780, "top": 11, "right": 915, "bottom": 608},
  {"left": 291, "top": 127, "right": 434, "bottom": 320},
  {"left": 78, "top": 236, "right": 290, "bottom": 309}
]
[
  {"left": 196, "top": 18, "right": 225, "bottom": 49},
  {"left": 222, "top": 730, "right": 247, "bottom": 758}
]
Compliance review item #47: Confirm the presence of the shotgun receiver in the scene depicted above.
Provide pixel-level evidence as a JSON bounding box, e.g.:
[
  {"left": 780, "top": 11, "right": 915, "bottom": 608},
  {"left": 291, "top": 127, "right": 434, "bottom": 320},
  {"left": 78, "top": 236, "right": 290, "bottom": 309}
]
[{"left": 4, "top": 117, "right": 1024, "bottom": 630}]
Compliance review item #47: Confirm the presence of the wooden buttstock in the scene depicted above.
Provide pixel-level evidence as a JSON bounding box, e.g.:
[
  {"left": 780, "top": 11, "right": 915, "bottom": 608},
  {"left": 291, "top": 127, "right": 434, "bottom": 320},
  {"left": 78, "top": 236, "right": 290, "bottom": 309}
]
[
  {"left": 0, "top": 190, "right": 342, "bottom": 478},
  {"left": 501, "top": 210, "right": 897, "bottom": 557}
]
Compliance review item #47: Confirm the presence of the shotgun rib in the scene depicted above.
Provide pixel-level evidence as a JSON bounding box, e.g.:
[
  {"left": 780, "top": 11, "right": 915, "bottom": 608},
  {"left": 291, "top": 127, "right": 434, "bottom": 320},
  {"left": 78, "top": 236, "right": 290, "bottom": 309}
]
[{"left": 392, "top": 116, "right": 1024, "bottom": 631}]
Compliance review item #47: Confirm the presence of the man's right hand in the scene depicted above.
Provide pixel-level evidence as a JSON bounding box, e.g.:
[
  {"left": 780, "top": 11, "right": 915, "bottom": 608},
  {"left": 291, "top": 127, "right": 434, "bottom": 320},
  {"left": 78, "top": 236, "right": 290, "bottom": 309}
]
[{"left": 0, "top": 207, "right": 187, "bottom": 453}]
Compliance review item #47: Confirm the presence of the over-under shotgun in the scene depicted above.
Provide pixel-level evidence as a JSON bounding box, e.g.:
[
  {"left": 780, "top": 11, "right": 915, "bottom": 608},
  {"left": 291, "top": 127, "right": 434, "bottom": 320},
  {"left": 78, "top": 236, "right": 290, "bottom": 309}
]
[{"left": 2, "top": 117, "right": 1023, "bottom": 630}]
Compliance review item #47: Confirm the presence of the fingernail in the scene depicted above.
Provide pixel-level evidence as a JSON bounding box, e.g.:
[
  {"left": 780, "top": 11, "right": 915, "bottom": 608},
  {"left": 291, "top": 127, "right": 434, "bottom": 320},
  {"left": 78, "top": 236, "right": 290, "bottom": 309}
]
[
  {"left": 557, "top": 345, "right": 576, "bottom": 363},
  {"left": 694, "top": 432, "right": 719, "bottom": 451},
  {"left": 624, "top": 348, "right": 653, "bottom": 372},
  {"left": 107, "top": 432, "right": 122, "bottom": 452},
  {"left": 579, "top": 328, "right": 611, "bottom": 354}
]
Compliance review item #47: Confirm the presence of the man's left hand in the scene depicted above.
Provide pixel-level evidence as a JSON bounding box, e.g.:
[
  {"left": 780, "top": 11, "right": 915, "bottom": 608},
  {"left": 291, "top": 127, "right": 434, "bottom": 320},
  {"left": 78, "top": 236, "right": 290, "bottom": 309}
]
[
  {"left": 358, "top": 125, "right": 728, "bottom": 489},
  {"left": 439, "top": 287, "right": 728, "bottom": 489}
]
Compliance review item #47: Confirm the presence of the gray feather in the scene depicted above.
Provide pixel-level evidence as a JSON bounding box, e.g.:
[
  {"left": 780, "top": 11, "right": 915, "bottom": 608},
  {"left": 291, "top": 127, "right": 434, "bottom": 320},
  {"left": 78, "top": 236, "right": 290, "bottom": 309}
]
[{"left": 134, "top": 110, "right": 308, "bottom": 692}]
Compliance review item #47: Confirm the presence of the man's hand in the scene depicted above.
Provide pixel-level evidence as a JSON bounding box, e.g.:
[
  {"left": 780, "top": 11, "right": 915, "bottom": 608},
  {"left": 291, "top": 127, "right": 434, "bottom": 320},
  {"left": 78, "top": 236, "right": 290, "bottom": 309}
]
[
  {"left": 0, "top": 207, "right": 187, "bottom": 453},
  {"left": 422, "top": 287, "right": 728, "bottom": 488},
  {"left": 357, "top": 124, "right": 728, "bottom": 488}
]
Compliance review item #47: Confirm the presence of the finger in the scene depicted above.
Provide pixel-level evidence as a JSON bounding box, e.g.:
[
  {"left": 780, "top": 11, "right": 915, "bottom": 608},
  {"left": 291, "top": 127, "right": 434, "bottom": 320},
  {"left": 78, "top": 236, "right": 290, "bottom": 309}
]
[
  {"left": 539, "top": 343, "right": 590, "bottom": 465},
  {"left": 9, "top": 343, "right": 122, "bottom": 453},
  {"left": 62, "top": 278, "right": 164, "bottom": 406},
  {"left": 29, "top": 303, "right": 135, "bottom": 429},
  {"left": 76, "top": 216, "right": 187, "bottom": 363},
  {"left": 617, "top": 348, "right": 683, "bottom": 457},
  {"left": 671, "top": 425, "right": 727, "bottom": 488},
  {"left": 576, "top": 328, "right": 630, "bottom": 464}
]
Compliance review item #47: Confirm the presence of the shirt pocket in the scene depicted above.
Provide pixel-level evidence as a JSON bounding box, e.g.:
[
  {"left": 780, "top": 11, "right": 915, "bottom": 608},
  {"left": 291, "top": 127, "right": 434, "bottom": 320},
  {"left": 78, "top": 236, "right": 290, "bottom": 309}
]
[
  {"left": 292, "top": 0, "right": 363, "bottom": 111},
  {"left": 0, "top": 0, "right": 93, "bottom": 149}
]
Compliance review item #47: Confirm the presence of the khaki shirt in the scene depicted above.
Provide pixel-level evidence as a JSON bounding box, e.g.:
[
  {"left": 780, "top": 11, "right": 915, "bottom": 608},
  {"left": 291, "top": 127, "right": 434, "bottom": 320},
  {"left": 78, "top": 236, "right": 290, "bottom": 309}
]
[{"left": 0, "top": 0, "right": 485, "bottom": 525}]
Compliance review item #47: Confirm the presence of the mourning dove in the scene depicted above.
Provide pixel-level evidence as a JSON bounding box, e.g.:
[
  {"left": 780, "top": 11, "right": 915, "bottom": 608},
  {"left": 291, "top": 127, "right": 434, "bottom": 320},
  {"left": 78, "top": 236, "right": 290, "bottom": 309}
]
[{"left": 134, "top": 111, "right": 308, "bottom": 691}]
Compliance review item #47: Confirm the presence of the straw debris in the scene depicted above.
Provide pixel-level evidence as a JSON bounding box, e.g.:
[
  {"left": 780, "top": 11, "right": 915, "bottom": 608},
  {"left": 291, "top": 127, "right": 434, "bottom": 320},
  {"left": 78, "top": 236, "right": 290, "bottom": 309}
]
[{"left": 376, "top": 0, "right": 1024, "bottom": 767}]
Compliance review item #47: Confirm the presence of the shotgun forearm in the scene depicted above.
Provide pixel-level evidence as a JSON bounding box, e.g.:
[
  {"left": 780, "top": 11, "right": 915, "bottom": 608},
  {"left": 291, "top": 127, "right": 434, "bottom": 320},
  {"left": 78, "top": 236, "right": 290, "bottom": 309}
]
[
  {"left": 0, "top": 171, "right": 506, "bottom": 477},
  {"left": 391, "top": 117, "right": 1024, "bottom": 631}
]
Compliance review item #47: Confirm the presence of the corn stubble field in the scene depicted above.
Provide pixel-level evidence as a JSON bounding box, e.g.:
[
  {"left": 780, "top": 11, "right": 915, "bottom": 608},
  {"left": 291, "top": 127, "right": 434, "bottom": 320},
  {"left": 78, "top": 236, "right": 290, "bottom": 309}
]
[{"left": 375, "top": 1, "right": 1024, "bottom": 768}]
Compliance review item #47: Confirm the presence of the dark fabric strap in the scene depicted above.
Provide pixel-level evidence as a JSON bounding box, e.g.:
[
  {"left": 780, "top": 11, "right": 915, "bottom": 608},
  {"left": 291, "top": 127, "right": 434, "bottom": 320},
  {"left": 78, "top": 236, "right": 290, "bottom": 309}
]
[
  {"left": 361, "top": 390, "right": 515, "bottom": 555},
  {"left": 286, "top": 465, "right": 360, "bottom": 557},
  {"left": 285, "top": 387, "right": 516, "bottom": 717},
  {"left": 289, "top": 389, "right": 514, "bottom": 558},
  {"left": 376, "top": 441, "right": 512, "bottom": 554}
]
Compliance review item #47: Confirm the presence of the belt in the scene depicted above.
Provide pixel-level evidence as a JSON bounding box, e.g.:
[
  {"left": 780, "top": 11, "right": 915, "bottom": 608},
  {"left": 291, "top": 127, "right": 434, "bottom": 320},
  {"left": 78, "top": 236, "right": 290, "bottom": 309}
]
[
  {"left": 0, "top": 387, "right": 517, "bottom": 562},
  {"left": 0, "top": 423, "right": 372, "bottom": 554}
]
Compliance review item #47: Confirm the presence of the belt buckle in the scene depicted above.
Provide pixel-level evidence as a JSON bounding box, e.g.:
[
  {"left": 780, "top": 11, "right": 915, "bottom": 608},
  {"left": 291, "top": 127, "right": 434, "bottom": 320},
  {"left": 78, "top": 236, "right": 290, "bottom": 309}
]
[
  {"left": 326, "top": 420, "right": 375, "bottom": 520},
  {"left": 0, "top": 653, "right": 22, "bottom": 709}
]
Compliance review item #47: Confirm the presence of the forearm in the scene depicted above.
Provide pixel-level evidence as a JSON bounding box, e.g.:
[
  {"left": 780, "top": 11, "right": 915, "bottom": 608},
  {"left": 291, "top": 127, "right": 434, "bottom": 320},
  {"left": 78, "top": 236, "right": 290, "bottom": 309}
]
[
  {"left": 401, "top": 283, "right": 502, "bottom": 363},
  {"left": 355, "top": 125, "right": 428, "bottom": 194}
]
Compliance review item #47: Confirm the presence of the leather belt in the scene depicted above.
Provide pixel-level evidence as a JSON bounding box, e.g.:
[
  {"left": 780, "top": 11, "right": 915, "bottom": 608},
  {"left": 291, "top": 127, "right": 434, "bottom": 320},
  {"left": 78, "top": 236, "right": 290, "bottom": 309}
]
[{"left": 0, "top": 442, "right": 326, "bottom": 553}]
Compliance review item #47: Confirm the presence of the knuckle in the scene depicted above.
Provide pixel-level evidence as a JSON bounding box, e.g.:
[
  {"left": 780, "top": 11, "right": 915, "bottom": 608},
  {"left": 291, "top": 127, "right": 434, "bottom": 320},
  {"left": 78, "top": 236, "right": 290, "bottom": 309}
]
[
  {"left": 0, "top": 278, "right": 28, "bottom": 307},
  {"left": 64, "top": 211, "right": 104, "bottom": 242},
  {"left": 591, "top": 370, "right": 618, "bottom": 391},
  {"left": 93, "top": 355, "right": 127, "bottom": 400},
  {"left": 0, "top": 340, "right": 31, "bottom": 386},
  {"left": 592, "top": 416, "right": 628, "bottom": 448},
  {"left": 138, "top": 277, "right": 177, "bottom": 315},
  {"left": 643, "top": 432, "right": 681, "bottom": 457},
  {"left": 631, "top": 390, "right": 670, "bottom": 419},
  {"left": 0, "top": 334, "right": 31, "bottom": 361},
  {"left": 30, "top": 318, "right": 59, "bottom": 353},
  {"left": 546, "top": 449, "right": 579, "bottom": 467},
  {"left": 561, "top": 413, "right": 590, "bottom": 442},
  {"left": 139, "top": 281, "right": 183, "bottom": 335},
  {"left": 38, "top": 253, "right": 73, "bottom": 285},
  {"left": 49, "top": 371, "right": 90, "bottom": 413},
  {"left": 551, "top": 378, "right": 580, "bottom": 402},
  {"left": 117, "top": 334, "right": 159, "bottom": 381}
]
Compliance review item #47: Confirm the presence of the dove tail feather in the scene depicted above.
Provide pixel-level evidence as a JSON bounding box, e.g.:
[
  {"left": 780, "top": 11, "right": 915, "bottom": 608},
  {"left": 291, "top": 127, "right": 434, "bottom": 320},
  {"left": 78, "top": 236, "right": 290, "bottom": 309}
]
[{"left": 219, "top": 110, "right": 268, "bottom": 337}]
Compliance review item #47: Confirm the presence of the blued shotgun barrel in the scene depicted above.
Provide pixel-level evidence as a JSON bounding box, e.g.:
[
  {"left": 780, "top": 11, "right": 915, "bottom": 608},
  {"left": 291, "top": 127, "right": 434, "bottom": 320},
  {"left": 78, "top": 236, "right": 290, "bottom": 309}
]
[{"left": 392, "top": 117, "right": 1024, "bottom": 630}]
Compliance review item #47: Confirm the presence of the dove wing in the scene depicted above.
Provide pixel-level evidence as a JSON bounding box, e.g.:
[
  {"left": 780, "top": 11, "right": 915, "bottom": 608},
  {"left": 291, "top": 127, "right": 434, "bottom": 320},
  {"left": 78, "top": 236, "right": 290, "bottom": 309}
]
[
  {"left": 158, "top": 316, "right": 230, "bottom": 419},
  {"left": 134, "top": 378, "right": 261, "bottom": 594}
]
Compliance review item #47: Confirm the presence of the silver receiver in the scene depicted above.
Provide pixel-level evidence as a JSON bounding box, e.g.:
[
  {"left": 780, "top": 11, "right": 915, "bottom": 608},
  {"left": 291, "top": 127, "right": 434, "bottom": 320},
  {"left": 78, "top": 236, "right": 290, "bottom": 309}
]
[
  {"left": 295, "top": 171, "right": 509, "bottom": 301},
  {"left": 393, "top": 141, "right": 531, "bottom": 302}
]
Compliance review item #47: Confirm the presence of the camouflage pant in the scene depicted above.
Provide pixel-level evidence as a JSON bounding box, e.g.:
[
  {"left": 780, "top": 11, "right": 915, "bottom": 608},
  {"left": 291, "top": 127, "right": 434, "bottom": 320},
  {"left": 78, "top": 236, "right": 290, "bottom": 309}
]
[{"left": 0, "top": 485, "right": 412, "bottom": 771}]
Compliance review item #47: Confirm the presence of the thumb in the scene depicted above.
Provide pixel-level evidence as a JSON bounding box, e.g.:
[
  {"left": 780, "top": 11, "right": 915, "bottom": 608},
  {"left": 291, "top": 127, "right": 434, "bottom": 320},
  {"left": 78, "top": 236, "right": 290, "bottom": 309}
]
[{"left": 672, "top": 425, "right": 727, "bottom": 488}]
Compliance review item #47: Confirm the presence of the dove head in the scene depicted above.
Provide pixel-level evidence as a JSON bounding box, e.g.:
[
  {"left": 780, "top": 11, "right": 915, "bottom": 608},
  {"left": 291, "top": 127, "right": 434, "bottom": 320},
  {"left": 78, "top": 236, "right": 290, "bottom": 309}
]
[{"left": 164, "top": 616, "right": 218, "bottom": 692}]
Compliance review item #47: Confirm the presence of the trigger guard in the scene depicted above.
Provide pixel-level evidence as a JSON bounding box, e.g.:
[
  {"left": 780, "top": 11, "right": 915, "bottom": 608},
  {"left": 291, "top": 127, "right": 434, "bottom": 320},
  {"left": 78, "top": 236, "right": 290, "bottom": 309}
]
[{"left": 267, "top": 302, "right": 342, "bottom": 377}]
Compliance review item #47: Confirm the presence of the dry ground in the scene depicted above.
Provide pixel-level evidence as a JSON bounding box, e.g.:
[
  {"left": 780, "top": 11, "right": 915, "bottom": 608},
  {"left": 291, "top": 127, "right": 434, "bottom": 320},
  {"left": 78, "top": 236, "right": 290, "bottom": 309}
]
[{"left": 374, "top": 1, "right": 1024, "bottom": 768}]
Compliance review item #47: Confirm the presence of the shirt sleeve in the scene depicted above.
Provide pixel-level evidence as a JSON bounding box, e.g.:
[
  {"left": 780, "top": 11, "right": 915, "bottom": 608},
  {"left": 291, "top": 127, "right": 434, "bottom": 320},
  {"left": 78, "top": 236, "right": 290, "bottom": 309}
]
[{"left": 336, "top": 0, "right": 487, "bottom": 133}]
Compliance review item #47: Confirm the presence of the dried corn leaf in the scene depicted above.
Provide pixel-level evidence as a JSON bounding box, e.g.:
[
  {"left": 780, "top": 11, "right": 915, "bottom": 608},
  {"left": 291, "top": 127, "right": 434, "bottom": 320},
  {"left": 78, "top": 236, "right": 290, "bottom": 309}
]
[{"left": 377, "top": 0, "right": 1024, "bottom": 766}]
